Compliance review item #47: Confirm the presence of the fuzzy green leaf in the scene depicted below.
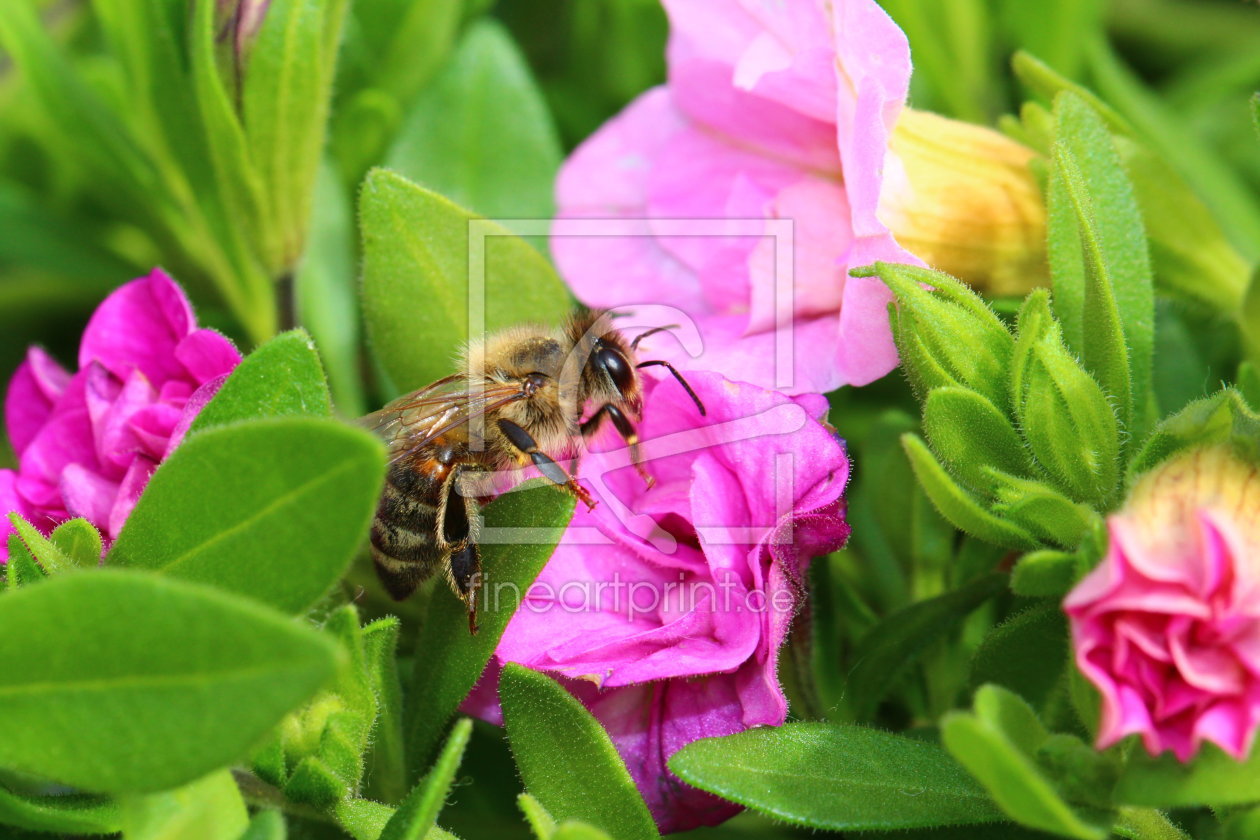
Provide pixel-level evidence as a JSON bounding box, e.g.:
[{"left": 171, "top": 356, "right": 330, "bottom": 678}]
[
  {"left": 1128, "top": 389, "right": 1260, "bottom": 479},
  {"left": 405, "top": 483, "right": 575, "bottom": 774},
  {"left": 0, "top": 570, "right": 338, "bottom": 792},
  {"left": 0, "top": 784, "right": 119, "bottom": 835},
  {"left": 1116, "top": 743, "right": 1260, "bottom": 808},
  {"left": 1010, "top": 551, "right": 1079, "bottom": 598},
  {"left": 362, "top": 617, "right": 407, "bottom": 804},
  {"left": 380, "top": 719, "right": 473, "bottom": 840},
  {"left": 8, "top": 513, "right": 70, "bottom": 574},
  {"left": 941, "top": 712, "right": 1106, "bottom": 839},
  {"left": 49, "top": 518, "right": 103, "bottom": 568},
  {"left": 360, "top": 169, "right": 571, "bottom": 394},
  {"left": 845, "top": 574, "right": 1006, "bottom": 719},
  {"left": 1049, "top": 91, "right": 1154, "bottom": 438},
  {"left": 5, "top": 535, "right": 46, "bottom": 589},
  {"left": 669, "top": 723, "right": 1004, "bottom": 830},
  {"left": 109, "top": 418, "right": 384, "bottom": 614},
  {"left": 120, "top": 769, "right": 249, "bottom": 840},
  {"left": 239, "top": 810, "right": 287, "bottom": 840},
  {"left": 970, "top": 604, "right": 1069, "bottom": 713},
  {"left": 386, "top": 21, "right": 562, "bottom": 227},
  {"left": 922, "top": 387, "right": 1030, "bottom": 491},
  {"left": 189, "top": 330, "right": 332, "bottom": 435},
  {"left": 517, "top": 793, "right": 558, "bottom": 840},
  {"left": 901, "top": 434, "right": 1037, "bottom": 549},
  {"left": 501, "top": 665, "right": 658, "bottom": 840}
]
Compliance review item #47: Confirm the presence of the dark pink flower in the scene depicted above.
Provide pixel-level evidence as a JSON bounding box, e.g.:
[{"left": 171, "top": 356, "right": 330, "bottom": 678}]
[
  {"left": 550, "top": 0, "right": 921, "bottom": 394},
  {"left": 1065, "top": 447, "right": 1260, "bottom": 762},
  {"left": 465, "top": 371, "right": 850, "bottom": 832},
  {"left": 1, "top": 269, "right": 240, "bottom": 560}
]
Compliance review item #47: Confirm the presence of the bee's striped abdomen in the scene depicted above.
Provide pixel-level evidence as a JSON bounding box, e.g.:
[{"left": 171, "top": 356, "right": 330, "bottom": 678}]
[{"left": 370, "top": 453, "right": 450, "bottom": 600}]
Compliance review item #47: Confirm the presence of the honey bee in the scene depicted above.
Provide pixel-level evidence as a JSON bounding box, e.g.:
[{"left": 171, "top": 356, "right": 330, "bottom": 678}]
[{"left": 359, "top": 310, "right": 704, "bottom": 633}]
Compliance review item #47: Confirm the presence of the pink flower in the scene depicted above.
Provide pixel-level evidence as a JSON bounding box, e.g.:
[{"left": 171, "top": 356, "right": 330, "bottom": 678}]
[
  {"left": 1065, "top": 447, "right": 1260, "bottom": 762},
  {"left": 550, "top": 0, "right": 921, "bottom": 394},
  {"left": 465, "top": 371, "right": 851, "bottom": 832},
  {"left": 0, "top": 269, "right": 240, "bottom": 560}
]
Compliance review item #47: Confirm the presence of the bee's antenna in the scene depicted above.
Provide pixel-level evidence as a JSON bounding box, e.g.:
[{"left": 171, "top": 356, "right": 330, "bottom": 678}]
[
  {"left": 636, "top": 360, "right": 706, "bottom": 416},
  {"left": 630, "top": 325, "right": 679, "bottom": 351}
]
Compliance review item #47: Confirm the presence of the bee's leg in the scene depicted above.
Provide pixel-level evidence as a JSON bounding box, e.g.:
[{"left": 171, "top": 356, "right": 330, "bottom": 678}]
[
  {"left": 439, "top": 464, "right": 484, "bottom": 634},
  {"left": 582, "top": 404, "right": 653, "bottom": 488},
  {"left": 496, "top": 418, "right": 597, "bottom": 510}
]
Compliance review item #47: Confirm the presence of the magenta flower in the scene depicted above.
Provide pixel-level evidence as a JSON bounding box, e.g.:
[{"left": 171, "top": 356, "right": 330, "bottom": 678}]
[
  {"left": 550, "top": 0, "right": 921, "bottom": 394},
  {"left": 0, "top": 269, "right": 240, "bottom": 560},
  {"left": 464, "top": 371, "right": 851, "bottom": 832},
  {"left": 1065, "top": 448, "right": 1260, "bottom": 762}
]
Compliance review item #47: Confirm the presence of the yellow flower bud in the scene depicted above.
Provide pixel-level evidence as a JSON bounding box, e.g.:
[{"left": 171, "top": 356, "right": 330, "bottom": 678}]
[
  {"left": 880, "top": 108, "right": 1048, "bottom": 297},
  {"left": 1125, "top": 446, "right": 1260, "bottom": 556}
]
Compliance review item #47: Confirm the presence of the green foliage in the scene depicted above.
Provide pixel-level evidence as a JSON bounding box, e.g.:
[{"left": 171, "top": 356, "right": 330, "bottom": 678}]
[
  {"left": 669, "top": 723, "right": 1005, "bottom": 830},
  {"left": 405, "top": 483, "right": 575, "bottom": 774},
  {"left": 0, "top": 569, "right": 338, "bottom": 793},
  {"left": 970, "top": 604, "right": 1070, "bottom": 712},
  {"left": 359, "top": 169, "right": 572, "bottom": 394},
  {"left": 844, "top": 574, "right": 1005, "bottom": 719},
  {"left": 386, "top": 20, "right": 562, "bottom": 228},
  {"left": 1048, "top": 92, "right": 1154, "bottom": 439},
  {"left": 49, "top": 518, "right": 104, "bottom": 568},
  {"left": 108, "top": 418, "right": 384, "bottom": 614},
  {"left": 188, "top": 330, "right": 332, "bottom": 434},
  {"left": 379, "top": 719, "right": 472, "bottom": 840},
  {"left": 500, "top": 665, "right": 658, "bottom": 840},
  {"left": 0, "top": 784, "right": 119, "bottom": 835},
  {"left": 1116, "top": 744, "right": 1260, "bottom": 809},
  {"left": 120, "top": 770, "right": 249, "bottom": 840},
  {"left": 942, "top": 687, "right": 1109, "bottom": 838}
]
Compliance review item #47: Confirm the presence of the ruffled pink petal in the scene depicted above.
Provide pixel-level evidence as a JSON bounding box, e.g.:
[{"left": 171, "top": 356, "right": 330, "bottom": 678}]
[
  {"left": 78, "top": 269, "right": 196, "bottom": 385},
  {"left": 107, "top": 455, "right": 157, "bottom": 540},
  {"left": 164, "top": 373, "right": 230, "bottom": 458},
  {"left": 19, "top": 370, "right": 99, "bottom": 483},
  {"left": 59, "top": 463, "right": 119, "bottom": 528},
  {"left": 4, "top": 348, "right": 71, "bottom": 456},
  {"left": 0, "top": 469, "right": 27, "bottom": 563},
  {"left": 176, "top": 329, "right": 241, "bottom": 383},
  {"left": 87, "top": 366, "right": 154, "bottom": 473}
]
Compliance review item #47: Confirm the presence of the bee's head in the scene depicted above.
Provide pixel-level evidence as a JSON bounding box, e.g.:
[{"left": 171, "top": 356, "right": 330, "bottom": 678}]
[{"left": 584, "top": 333, "right": 642, "bottom": 417}]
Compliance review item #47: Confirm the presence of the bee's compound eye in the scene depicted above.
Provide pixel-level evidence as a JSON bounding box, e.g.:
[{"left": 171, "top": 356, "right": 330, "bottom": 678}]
[{"left": 596, "top": 347, "right": 634, "bottom": 395}]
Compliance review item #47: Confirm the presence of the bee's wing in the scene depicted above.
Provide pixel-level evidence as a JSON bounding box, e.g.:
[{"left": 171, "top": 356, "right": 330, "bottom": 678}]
[{"left": 358, "top": 376, "right": 528, "bottom": 463}]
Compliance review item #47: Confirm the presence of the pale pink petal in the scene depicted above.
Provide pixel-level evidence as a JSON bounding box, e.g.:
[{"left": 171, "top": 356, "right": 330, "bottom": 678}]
[
  {"left": 164, "top": 373, "right": 230, "bottom": 457},
  {"left": 59, "top": 463, "right": 118, "bottom": 527},
  {"left": 107, "top": 455, "right": 157, "bottom": 539}
]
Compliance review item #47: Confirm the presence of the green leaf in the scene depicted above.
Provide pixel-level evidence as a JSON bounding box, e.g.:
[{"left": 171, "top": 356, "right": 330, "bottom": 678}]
[
  {"left": 335, "top": 798, "right": 395, "bottom": 840},
  {"left": 50, "top": 518, "right": 104, "bottom": 568},
  {"left": 120, "top": 770, "right": 249, "bottom": 840},
  {"left": 297, "top": 160, "right": 366, "bottom": 416},
  {"left": 282, "top": 757, "right": 348, "bottom": 808},
  {"left": 501, "top": 665, "right": 657, "bottom": 840},
  {"left": 669, "top": 723, "right": 1004, "bottom": 830},
  {"left": 380, "top": 719, "right": 473, "bottom": 840},
  {"left": 109, "top": 418, "right": 384, "bottom": 614},
  {"left": 1128, "top": 389, "right": 1260, "bottom": 480},
  {"left": 552, "top": 823, "right": 614, "bottom": 840},
  {"left": 238, "top": 810, "right": 286, "bottom": 840},
  {"left": 901, "top": 434, "right": 1037, "bottom": 550},
  {"left": 862, "top": 263, "right": 1013, "bottom": 408},
  {"left": 347, "top": 0, "right": 461, "bottom": 105},
  {"left": 0, "top": 569, "right": 338, "bottom": 793},
  {"left": 404, "top": 482, "right": 575, "bottom": 774},
  {"left": 1049, "top": 92, "right": 1154, "bottom": 438},
  {"left": 362, "top": 617, "right": 407, "bottom": 804},
  {"left": 941, "top": 712, "right": 1105, "bottom": 838},
  {"left": 386, "top": 20, "right": 562, "bottom": 228},
  {"left": 359, "top": 169, "right": 572, "bottom": 394},
  {"left": 845, "top": 574, "right": 1006, "bottom": 719},
  {"left": 517, "top": 793, "right": 558, "bottom": 840},
  {"left": 7, "top": 513, "right": 70, "bottom": 574},
  {"left": 1010, "top": 551, "right": 1079, "bottom": 598},
  {"left": 922, "top": 388, "right": 1030, "bottom": 492},
  {"left": 984, "top": 470, "right": 1098, "bottom": 548},
  {"left": 241, "top": 0, "right": 349, "bottom": 266},
  {"left": 970, "top": 604, "right": 1069, "bottom": 712},
  {"left": 189, "top": 331, "right": 332, "bottom": 435},
  {"left": 972, "top": 685, "right": 1049, "bottom": 758},
  {"left": 1115, "top": 743, "right": 1260, "bottom": 808},
  {"left": 0, "top": 784, "right": 119, "bottom": 835},
  {"left": 5, "top": 535, "right": 46, "bottom": 589}
]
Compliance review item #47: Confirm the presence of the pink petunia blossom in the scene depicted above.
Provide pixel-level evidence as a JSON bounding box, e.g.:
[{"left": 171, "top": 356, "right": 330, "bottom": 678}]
[
  {"left": 464, "top": 371, "right": 851, "bottom": 832},
  {"left": 550, "top": 0, "right": 922, "bottom": 395},
  {"left": 0, "top": 269, "right": 240, "bottom": 560},
  {"left": 1065, "top": 447, "right": 1260, "bottom": 762}
]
